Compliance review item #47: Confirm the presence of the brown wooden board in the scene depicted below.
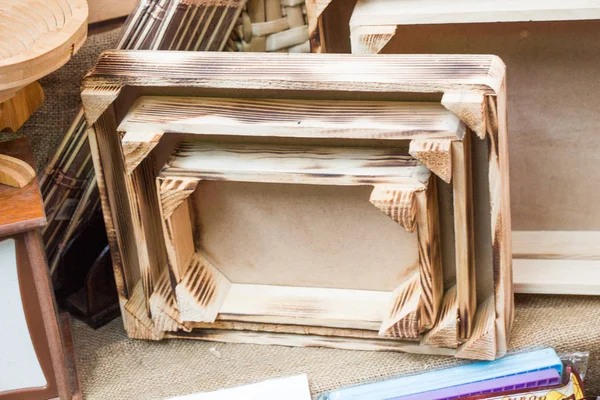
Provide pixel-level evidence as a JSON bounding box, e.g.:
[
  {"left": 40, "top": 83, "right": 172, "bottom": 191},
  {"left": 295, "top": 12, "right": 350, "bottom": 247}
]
[
  {"left": 81, "top": 51, "right": 512, "bottom": 359},
  {"left": 0, "top": 138, "right": 46, "bottom": 237}
]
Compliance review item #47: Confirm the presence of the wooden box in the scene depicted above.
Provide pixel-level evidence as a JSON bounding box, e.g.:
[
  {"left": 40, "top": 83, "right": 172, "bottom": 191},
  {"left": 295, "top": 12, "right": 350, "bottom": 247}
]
[
  {"left": 0, "top": 138, "right": 80, "bottom": 400},
  {"left": 81, "top": 51, "right": 512, "bottom": 360},
  {"left": 348, "top": 0, "right": 600, "bottom": 295}
]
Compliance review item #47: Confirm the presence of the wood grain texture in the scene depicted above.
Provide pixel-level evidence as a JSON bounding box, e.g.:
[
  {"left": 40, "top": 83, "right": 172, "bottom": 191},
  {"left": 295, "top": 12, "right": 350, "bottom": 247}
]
[
  {"left": 0, "top": 138, "right": 46, "bottom": 237},
  {"left": 421, "top": 285, "right": 458, "bottom": 348},
  {"left": 409, "top": 139, "right": 454, "bottom": 184},
  {"left": 442, "top": 92, "right": 487, "bottom": 139},
  {"left": 82, "top": 52, "right": 505, "bottom": 96},
  {"left": 158, "top": 177, "right": 199, "bottom": 220},
  {"left": 415, "top": 174, "right": 443, "bottom": 330},
  {"left": 369, "top": 186, "right": 417, "bottom": 232},
  {"left": 168, "top": 328, "right": 457, "bottom": 355},
  {"left": 87, "top": 108, "right": 141, "bottom": 315},
  {"left": 0, "top": 154, "right": 36, "bottom": 188},
  {"left": 0, "top": 81, "right": 44, "bottom": 132},
  {"left": 0, "top": 0, "right": 87, "bottom": 102},
  {"left": 175, "top": 252, "right": 232, "bottom": 323},
  {"left": 161, "top": 196, "right": 195, "bottom": 284},
  {"left": 378, "top": 272, "right": 421, "bottom": 339},
  {"left": 455, "top": 296, "right": 496, "bottom": 360},
  {"left": 119, "top": 96, "right": 466, "bottom": 141},
  {"left": 149, "top": 268, "right": 191, "bottom": 332},
  {"left": 121, "top": 131, "right": 164, "bottom": 174},
  {"left": 451, "top": 135, "right": 476, "bottom": 341},
  {"left": 350, "top": 24, "right": 396, "bottom": 54},
  {"left": 123, "top": 281, "right": 164, "bottom": 340},
  {"left": 160, "top": 142, "right": 430, "bottom": 187}
]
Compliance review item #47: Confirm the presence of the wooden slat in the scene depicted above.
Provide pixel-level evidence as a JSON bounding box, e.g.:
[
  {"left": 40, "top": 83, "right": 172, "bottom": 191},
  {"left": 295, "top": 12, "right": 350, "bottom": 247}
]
[
  {"left": 218, "top": 283, "right": 390, "bottom": 330},
  {"left": 160, "top": 142, "right": 430, "bottom": 188},
  {"left": 451, "top": 135, "right": 476, "bottom": 341},
  {"left": 513, "top": 231, "right": 600, "bottom": 260},
  {"left": 82, "top": 52, "right": 506, "bottom": 98},
  {"left": 350, "top": 0, "right": 600, "bottom": 27},
  {"left": 513, "top": 259, "right": 600, "bottom": 295},
  {"left": 119, "top": 96, "right": 466, "bottom": 141}
]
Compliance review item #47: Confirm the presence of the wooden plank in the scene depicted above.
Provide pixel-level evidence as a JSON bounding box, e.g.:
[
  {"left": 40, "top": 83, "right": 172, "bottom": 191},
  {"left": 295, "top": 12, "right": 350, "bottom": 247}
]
[
  {"left": 513, "top": 259, "right": 600, "bottom": 295},
  {"left": 168, "top": 329, "right": 457, "bottom": 355},
  {"left": 0, "top": 138, "right": 46, "bottom": 237},
  {"left": 414, "top": 174, "right": 443, "bottom": 330},
  {"left": 119, "top": 96, "right": 465, "bottom": 141},
  {"left": 160, "top": 142, "right": 429, "bottom": 188},
  {"left": 513, "top": 231, "right": 600, "bottom": 260},
  {"left": 512, "top": 231, "right": 600, "bottom": 295},
  {"left": 82, "top": 52, "right": 506, "bottom": 100},
  {"left": 219, "top": 283, "right": 390, "bottom": 329},
  {"left": 349, "top": 0, "right": 600, "bottom": 27},
  {"left": 451, "top": 135, "right": 476, "bottom": 341}
]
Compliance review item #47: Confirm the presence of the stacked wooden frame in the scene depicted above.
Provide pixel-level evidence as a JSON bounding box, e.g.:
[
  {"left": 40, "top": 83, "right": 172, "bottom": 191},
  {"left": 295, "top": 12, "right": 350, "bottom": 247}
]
[
  {"left": 42, "top": 0, "right": 247, "bottom": 275},
  {"left": 81, "top": 51, "right": 513, "bottom": 360}
]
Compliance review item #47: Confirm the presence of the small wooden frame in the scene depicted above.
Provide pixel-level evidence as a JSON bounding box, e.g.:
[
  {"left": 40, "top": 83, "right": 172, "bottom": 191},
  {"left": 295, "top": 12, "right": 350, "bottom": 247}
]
[
  {"left": 81, "top": 51, "right": 512, "bottom": 360},
  {"left": 349, "top": 0, "right": 600, "bottom": 296},
  {"left": 157, "top": 142, "right": 437, "bottom": 340}
]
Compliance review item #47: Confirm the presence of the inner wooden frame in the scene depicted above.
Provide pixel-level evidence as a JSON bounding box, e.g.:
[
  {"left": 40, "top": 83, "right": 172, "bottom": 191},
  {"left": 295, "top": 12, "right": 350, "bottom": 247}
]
[
  {"left": 156, "top": 142, "right": 439, "bottom": 340},
  {"left": 81, "top": 51, "right": 511, "bottom": 359}
]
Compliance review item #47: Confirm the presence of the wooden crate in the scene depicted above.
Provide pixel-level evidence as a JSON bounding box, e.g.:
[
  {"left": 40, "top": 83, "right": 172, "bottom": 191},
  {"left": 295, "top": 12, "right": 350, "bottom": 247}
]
[
  {"left": 348, "top": 0, "right": 600, "bottom": 295},
  {"left": 81, "top": 51, "right": 512, "bottom": 360}
]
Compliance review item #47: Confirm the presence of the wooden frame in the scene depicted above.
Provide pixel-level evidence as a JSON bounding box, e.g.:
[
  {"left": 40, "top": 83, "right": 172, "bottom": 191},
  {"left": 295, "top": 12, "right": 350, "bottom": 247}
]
[
  {"left": 349, "top": 0, "right": 600, "bottom": 296},
  {"left": 157, "top": 142, "right": 439, "bottom": 340},
  {"left": 0, "top": 138, "right": 80, "bottom": 400},
  {"left": 81, "top": 51, "right": 512, "bottom": 359}
]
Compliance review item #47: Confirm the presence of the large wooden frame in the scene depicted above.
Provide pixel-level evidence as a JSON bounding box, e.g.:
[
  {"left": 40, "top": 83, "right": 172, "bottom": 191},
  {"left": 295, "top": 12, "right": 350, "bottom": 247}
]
[
  {"left": 348, "top": 0, "right": 600, "bottom": 296},
  {"left": 81, "top": 51, "right": 512, "bottom": 359}
]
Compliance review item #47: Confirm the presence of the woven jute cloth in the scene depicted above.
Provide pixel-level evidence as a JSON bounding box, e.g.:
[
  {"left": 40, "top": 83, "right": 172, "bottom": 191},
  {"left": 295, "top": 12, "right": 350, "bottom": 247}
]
[
  {"left": 72, "top": 294, "right": 600, "bottom": 399},
  {"left": 4, "top": 26, "right": 599, "bottom": 399}
]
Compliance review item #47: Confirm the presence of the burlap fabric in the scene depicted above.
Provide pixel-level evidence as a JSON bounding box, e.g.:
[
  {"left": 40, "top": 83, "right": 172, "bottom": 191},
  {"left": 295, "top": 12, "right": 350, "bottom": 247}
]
[
  {"left": 71, "top": 294, "right": 600, "bottom": 399},
  {"left": 4, "top": 26, "right": 599, "bottom": 398}
]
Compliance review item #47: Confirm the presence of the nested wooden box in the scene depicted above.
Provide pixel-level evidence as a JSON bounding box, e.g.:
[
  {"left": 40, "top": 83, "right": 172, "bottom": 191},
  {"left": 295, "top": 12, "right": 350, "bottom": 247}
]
[{"left": 82, "top": 51, "right": 512, "bottom": 360}]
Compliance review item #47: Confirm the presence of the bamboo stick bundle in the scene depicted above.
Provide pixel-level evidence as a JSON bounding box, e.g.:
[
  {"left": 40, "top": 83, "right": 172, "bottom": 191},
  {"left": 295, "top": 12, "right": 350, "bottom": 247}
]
[
  {"left": 230, "top": 0, "right": 310, "bottom": 52},
  {"left": 42, "top": 0, "right": 246, "bottom": 275}
]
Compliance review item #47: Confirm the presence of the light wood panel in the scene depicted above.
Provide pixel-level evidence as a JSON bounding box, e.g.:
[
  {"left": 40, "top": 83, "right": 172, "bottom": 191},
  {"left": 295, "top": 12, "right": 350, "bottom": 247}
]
[{"left": 119, "top": 96, "right": 465, "bottom": 140}]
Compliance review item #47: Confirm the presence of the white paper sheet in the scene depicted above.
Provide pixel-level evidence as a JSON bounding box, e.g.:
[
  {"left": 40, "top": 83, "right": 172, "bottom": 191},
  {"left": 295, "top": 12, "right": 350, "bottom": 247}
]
[
  {"left": 165, "top": 374, "right": 311, "bottom": 400},
  {"left": 0, "top": 238, "right": 47, "bottom": 392}
]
